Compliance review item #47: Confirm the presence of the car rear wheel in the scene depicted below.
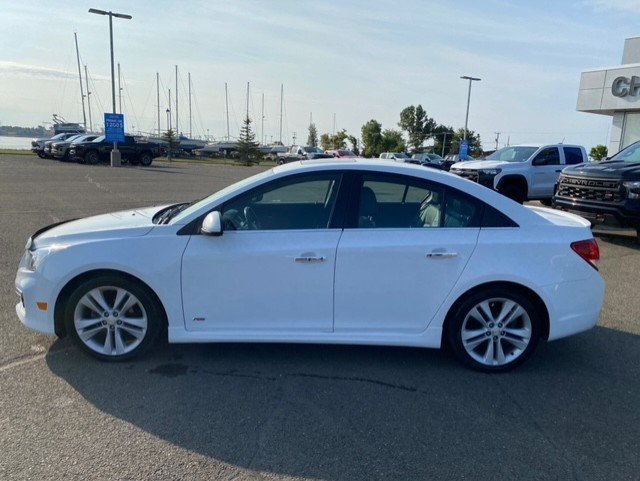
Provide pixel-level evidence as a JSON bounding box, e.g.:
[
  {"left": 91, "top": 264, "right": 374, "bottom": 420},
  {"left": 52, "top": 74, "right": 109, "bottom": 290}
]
[
  {"left": 447, "top": 288, "right": 541, "bottom": 372},
  {"left": 139, "top": 152, "right": 153, "bottom": 166},
  {"left": 64, "top": 275, "right": 163, "bottom": 361}
]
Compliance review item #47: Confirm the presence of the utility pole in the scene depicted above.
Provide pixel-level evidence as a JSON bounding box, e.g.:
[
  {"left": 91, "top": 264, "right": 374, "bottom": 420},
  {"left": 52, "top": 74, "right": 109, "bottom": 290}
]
[
  {"left": 494, "top": 132, "right": 500, "bottom": 150},
  {"left": 175, "top": 65, "right": 178, "bottom": 135},
  {"left": 73, "top": 32, "right": 87, "bottom": 129},
  {"left": 117, "top": 62, "right": 123, "bottom": 114},
  {"left": 441, "top": 132, "right": 448, "bottom": 157},
  {"left": 279, "top": 84, "right": 283, "bottom": 144},
  {"left": 333, "top": 113, "right": 336, "bottom": 136},
  {"left": 460, "top": 75, "right": 481, "bottom": 141},
  {"left": 156, "top": 72, "right": 160, "bottom": 137},
  {"left": 293, "top": 132, "right": 297, "bottom": 144},
  {"left": 84, "top": 65, "right": 92, "bottom": 131},
  {"left": 188, "top": 72, "right": 192, "bottom": 139}
]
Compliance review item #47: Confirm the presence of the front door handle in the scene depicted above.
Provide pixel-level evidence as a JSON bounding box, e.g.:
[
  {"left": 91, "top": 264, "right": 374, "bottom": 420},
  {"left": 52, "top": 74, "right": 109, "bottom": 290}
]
[
  {"left": 426, "top": 251, "right": 458, "bottom": 259},
  {"left": 295, "top": 256, "right": 326, "bottom": 263}
]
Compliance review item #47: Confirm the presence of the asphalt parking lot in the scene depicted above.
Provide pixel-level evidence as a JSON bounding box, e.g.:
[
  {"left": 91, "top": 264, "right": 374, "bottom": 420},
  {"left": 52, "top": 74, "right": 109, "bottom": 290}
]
[{"left": 1, "top": 154, "right": 640, "bottom": 481}]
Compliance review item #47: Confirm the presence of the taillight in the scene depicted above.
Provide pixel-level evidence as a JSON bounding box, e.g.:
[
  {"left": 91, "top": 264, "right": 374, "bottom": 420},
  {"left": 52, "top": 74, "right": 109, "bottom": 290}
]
[{"left": 571, "top": 239, "right": 600, "bottom": 270}]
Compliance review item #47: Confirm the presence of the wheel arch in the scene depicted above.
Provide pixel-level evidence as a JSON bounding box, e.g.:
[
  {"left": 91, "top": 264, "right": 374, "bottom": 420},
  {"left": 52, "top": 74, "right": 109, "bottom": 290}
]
[
  {"left": 496, "top": 174, "right": 528, "bottom": 193},
  {"left": 54, "top": 268, "right": 168, "bottom": 337},
  {"left": 441, "top": 281, "right": 550, "bottom": 344}
]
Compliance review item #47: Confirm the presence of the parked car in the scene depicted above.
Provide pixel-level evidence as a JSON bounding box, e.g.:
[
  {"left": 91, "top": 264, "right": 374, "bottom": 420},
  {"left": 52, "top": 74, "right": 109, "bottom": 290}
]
[
  {"left": 450, "top": 144, "right": 588, "bottom": 204},
  {"left": 31, "top": 133, "right": 78, "bottom": 158},
  {"left": 51, "top": 134, "right": 98, "bottom": 161},
  {"left": 410, "top": 153, "right": 446, "bottom": 169},
  {"left": 379, "top": 152, "right": 410, "bottom": 161},
  {"left": 70, "top": 135, "right": 163, "bottom": 166},
  {"left": 443, "top": 154, "right": 476, "bottom": 171},
  {"left": 15, "top": 160, "right": 604, "bottom": 372},
  {"left": 277, "top": 145, "right": 332, "bottom": 164},
  {"left": 327, "top": 149, "right": 356, "bottom": 158},
  {"left": 553, "top": 140, "right": 640, "bottom": 240}
]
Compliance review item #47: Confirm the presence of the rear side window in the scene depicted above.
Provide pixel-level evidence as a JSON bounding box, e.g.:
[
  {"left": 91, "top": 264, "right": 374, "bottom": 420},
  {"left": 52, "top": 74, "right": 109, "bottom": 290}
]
[
  {"left": 563, "top": 147, "right": 584, "bottom": 165},
  {"left": 481, "top": 205, "right": 518, "bottom": 227}
]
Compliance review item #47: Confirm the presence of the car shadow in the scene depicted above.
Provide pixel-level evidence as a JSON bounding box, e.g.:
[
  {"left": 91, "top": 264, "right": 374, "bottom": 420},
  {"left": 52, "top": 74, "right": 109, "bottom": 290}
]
[
  {"left": 593, "top": 231, "right": 640, "bottom": 250},
  {"left": 46, "top": 326, "right": 640, "bottom": 480}
]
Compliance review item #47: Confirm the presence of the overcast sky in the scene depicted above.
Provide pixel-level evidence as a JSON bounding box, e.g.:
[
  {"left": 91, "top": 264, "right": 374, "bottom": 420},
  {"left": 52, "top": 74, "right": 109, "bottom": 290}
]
[{"left": 2, "top": 0, "right": 640, "bottom": 149}]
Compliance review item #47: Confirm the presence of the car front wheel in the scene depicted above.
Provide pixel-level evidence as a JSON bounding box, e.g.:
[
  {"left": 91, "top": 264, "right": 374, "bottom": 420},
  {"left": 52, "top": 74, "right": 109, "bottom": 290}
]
[
  {"left": 64, "top": 275, "right": 163, "bottom": 361},
  {"left": 447, "top": 288, "right": 541, "bottom": 372}
]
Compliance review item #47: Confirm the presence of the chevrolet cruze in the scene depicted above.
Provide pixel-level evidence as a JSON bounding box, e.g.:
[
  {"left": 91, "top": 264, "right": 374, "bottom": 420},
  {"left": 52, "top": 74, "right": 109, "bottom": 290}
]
[{"left": 15, "top": 159, "right": 605, "bottom": 371}]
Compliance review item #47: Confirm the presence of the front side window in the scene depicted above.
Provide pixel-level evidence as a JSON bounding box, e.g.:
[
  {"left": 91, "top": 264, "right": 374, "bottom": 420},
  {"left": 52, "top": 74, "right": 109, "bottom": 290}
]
[
  {"left": 533, "top": 147, "right": 560, "bottom": 166},
  {"left": 355, "top": 174, "right": 479, "bottom": 229},
  {"left": 222, "top": 173, "right": 342, "bottom": 230}
]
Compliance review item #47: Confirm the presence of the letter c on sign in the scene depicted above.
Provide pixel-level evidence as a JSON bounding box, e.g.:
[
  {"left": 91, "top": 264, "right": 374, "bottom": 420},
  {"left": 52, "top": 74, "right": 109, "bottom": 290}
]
[{"left": 612, "top": 76, "right": 630, "bottom": 97}]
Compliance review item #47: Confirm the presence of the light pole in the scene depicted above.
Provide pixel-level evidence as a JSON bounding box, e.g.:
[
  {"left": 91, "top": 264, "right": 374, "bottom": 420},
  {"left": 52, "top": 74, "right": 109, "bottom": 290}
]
[
  {"left": 460, "top": 76, "right": 481, "bottom": 141},
  {"left": 88, "top": 8, "right": 132, "bottom": 167}
]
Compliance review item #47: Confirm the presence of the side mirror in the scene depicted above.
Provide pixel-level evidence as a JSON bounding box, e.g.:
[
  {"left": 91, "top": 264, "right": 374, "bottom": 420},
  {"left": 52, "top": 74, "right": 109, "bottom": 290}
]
[{"left": 201, "top": 211, "right": 223, "bottom": 236}]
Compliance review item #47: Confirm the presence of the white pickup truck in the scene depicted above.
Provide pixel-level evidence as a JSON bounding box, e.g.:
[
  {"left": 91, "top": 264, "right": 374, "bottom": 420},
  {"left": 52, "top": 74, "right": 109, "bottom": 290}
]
[
  {"left": 449, "top": 144, "right": 588, "bottom": 204},
  {"left": 276, "top": 145, "right": 332, "bottom": 164}
]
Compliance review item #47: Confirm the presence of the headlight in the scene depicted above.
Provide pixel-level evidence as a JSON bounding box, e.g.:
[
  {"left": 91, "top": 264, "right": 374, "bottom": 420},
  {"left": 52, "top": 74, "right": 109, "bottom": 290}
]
[
  {"left": 624, "top": 181, "right": 640, "bottom": 199},
  {"left": 24, "top": 245, "right": 68, "bottom": 271},
  {"left": 479, "top": 168, "right": 502, "bottom": 175}
]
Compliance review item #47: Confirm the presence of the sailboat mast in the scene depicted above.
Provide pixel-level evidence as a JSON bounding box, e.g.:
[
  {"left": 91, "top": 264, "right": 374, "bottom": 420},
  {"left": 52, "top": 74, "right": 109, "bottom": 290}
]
[
  {"left": 225, "top": 82, "right": 230, "bottom": 140},
  {"left": 261, "top": 93, "right": 264, "bottom": 145},
  {"left": 168, "top": 89, "right": 172, "bottom": 131},
  {"left": 188, "top": 72, "right": 192, "bottom": 139},
  {"left": 73, "top": 32, "right": 87, "bottom": 129},
  {"left": 156, "top": 72, "right": 160, "bottom": 136},
  {"left": 84, "top": 65, "right": 92, "bottom": 132},
  {"left": 117, "top": 62, "right": 122, "bottom": 114},
  {"left": 279, "top": 84, "right": 283, "bottom": 144},
  {"left": 175, "top": 65, "right": 179, "bottom": 135},
  {"left": 246, "top": 82, "right": 250, "bottom": 120}
]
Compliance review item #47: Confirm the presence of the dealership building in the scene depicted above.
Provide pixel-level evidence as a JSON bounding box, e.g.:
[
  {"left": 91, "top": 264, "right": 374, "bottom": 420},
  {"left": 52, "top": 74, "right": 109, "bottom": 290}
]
[{"left": 577, "top": 36, "right": 640, "bottom": 153}]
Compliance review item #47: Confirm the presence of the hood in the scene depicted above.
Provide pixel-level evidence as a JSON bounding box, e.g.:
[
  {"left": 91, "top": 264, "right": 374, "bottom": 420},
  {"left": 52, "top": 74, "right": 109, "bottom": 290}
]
[
  {"left": 31, "top": 205, "right": 169, "bottom": 249},
  {"left": 563, "top": 161, "right": 640, "bottom": 180},
  {"left": 451, "top": 160, "right": 508, "bottom": 170}
]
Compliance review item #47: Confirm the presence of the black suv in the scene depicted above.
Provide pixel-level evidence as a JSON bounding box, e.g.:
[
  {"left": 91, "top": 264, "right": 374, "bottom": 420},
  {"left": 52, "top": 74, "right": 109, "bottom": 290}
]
[
  {"left": 553, "top": 140, "right": 640, "bottom": 238},
  {"left": 69, "top": 135, "right": 163, "bottom": 166}
]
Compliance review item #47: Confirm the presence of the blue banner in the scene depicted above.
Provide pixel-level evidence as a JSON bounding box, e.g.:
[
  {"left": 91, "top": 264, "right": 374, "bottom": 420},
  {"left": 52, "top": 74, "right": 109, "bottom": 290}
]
[
  {"left": 459, "top": 139, "right": 469, "bottom": 160},
  {"left": 104, "top": 113, "right": 125, "bottom": 143}
]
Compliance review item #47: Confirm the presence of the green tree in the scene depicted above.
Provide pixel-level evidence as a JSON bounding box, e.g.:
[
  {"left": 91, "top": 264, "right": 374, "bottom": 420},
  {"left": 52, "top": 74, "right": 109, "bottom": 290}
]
[
  {"left": 307, "top": 123, "right": 319, "bottom": 147},
  {"left": 398, "top": 105, "right": 437, "bottom": 151},
  {"left": 348, "top": 135, "right": 360, "bottom": 155},
  {"left": 236, "top": 116, "right": 261, "bottom": 166},
  {"left": 431, "top": 125, "right": 455, "bottom": 157},
  {"left": 381, "top": 129, "right": 406, "bottom": 153},
  {"left": 161, "top": 128, "right": 180, "bottom": 162},
  {"left": 361, "top": 119, "right": 384, "bottom": 157},
  {"left": 320, "top": 129, "right": 349, "bottom": 151},
  {"left": 590, "top": 144, "right": 608, "bottom": 161},
  {"left": 449, "top": 128, "right": 483, "bottom": 157}
]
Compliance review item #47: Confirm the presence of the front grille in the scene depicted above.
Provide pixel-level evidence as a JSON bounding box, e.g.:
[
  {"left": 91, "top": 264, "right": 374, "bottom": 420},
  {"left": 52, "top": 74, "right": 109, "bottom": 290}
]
[
  {"left": 557, "top": 176, "right": 623, "bottom": 203},
  {"left": 453, "top": 170, "right": 479, "bottom": 182}
]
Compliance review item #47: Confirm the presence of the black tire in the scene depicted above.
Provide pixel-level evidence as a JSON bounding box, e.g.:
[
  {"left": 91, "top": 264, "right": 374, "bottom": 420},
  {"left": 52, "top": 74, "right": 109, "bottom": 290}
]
[
  {"left": 139, "top": 152, "right": 153, "bottom": 166},
  {"left": 540, "top": 199, "right": 553, "bottom": 207},
  {"left": 499, "top": 184, "right": 526, "bottom": 204},
  {"left": 64, "top": 274, "right": 163, "bottom": 361},
  {"left": 446, "top": 287, "right": 541, "bottom": 372},
  {"left": 85, "top": 150, "right": 99, "bottom": 165},
  {"left": 129, "top": 156, "right": 140, "bottom": 166},
  {"left": 37, "top": 152, "right": 45, "bottom": 158}
]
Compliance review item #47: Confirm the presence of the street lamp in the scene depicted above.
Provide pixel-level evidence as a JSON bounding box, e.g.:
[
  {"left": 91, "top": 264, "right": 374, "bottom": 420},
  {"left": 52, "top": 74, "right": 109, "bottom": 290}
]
[
  {"left": 460, "top": 75, "right": 481, "bottom": 141},
  {"left": 88, "top": 8, "right": 132, "bottom": 166}
]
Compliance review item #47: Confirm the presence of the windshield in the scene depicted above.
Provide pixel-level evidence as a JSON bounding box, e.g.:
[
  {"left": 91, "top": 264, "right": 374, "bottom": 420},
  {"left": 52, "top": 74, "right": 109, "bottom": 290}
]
[
  {"left": 394, "top": 153, "right": 409, "bottom": 159},
  {"left": 610, "top": 141, "right": 640, "bottom": 163},
  {"left": 303, "top": 147, "right": 323, "bottom": 153},
  {"left": 486, "top": 146, "right": 538, "bottom": 162},
  {"left": 170, "top": 169, "right": 275, "bottom": 223},
  {"left": 92, "top": 135, "right": 105, "bottom": 142}
]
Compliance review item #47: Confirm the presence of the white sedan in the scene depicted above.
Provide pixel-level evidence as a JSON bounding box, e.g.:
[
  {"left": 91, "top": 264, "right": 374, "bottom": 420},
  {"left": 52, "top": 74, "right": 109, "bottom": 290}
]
[{"left": 15, "top": 159, "right": 604, "bottom": 371}]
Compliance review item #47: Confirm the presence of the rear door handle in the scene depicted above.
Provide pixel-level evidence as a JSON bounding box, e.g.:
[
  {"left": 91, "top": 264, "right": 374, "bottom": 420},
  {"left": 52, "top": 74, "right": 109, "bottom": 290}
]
[
  {"left": 295, "top": 256, "right": 326, "bottom": 263},
  {"left": 426, "top": 252, "right": 458, "bottom": 259}
]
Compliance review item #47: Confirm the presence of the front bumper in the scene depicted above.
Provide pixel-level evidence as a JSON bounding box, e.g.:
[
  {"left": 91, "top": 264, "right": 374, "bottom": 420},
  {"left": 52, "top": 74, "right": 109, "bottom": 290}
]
[
  {"left": 14, "top": 261, "right": 57, "bottom": 336},
  {"left": 553, "top": 196, "right": 640, "bottom": 230}
]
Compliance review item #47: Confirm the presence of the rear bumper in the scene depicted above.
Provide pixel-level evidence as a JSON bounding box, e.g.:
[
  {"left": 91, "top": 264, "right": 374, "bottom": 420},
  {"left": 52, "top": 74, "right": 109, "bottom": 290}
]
[{"left": 545, "top": 275, "right": 605, "bottom": 341}]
